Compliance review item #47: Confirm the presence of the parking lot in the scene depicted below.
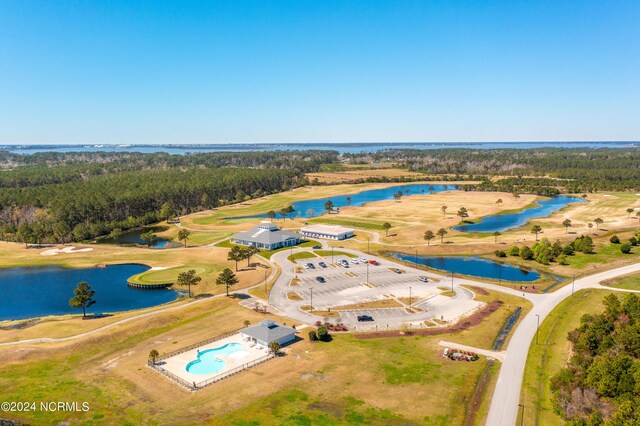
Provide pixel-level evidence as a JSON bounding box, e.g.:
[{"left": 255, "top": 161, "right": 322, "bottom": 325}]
[{"left": 269, "top": 250, "right": 484, "bottom": 330}]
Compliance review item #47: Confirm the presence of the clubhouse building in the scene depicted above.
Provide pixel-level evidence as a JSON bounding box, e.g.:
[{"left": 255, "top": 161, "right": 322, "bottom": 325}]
[
  {"left": 231, "top": 222, "right": 303, "bottom": 250},
  {"left": 300, "top": 224, "right": 355, "bottom": 240},
  {"left": 240, "top": 319, "right": 297, "bottom": 347}
]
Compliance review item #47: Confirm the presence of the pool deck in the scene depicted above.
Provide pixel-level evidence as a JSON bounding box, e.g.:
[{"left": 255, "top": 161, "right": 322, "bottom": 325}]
[{"left": 158, "top": 333, "right": 270, "bottom": 385}]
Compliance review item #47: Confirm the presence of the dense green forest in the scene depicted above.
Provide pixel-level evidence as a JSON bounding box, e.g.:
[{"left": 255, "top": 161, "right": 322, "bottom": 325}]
[
  {"left": 344, "top": 148, "right": 640, "bottom": 192},
  {"left": 0, "top": 151, "right": 336, "bottom": 243},
  {"left": 550, "top": 293, "right": 640, "bottom": 425}
]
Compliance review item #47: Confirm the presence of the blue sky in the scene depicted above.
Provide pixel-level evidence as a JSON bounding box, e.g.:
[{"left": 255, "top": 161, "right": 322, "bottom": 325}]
[{"left": 1, "top": 0, "right": 639, "bottom": 144}]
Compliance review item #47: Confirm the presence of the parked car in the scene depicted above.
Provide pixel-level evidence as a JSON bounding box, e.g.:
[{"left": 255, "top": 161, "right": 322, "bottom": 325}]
[
  {"left": 350, "top": 258, "right": 360, "bottom": 264},
  {"left": 316, "top": 276, "right": 326, "bottom": 283},
  {"left": 312, "top": 245, "right": 322, "bottom": 249},
  {"left": 419, "top": 276, "right": 429, "bottom": 283},
  {"left": 369, "top": 260, "right": 380, "bottom": 266},
  {"left": 318, "top": 261, "right": 327, "bottom": 268},
  {"left": 392, "top": 268, "right": 402, "bottom": 274},
  {"left": 357, "top": 315, "right": 374, "bottom": 322},
  {"left": 308, "top": 263, "right": 315, "bottom": 269},
  {"left": 359, "top": 257, "right": 367, "bottom": 262},
  {"left": 304, "top": 263, "right": 311, "bottom": 269}
]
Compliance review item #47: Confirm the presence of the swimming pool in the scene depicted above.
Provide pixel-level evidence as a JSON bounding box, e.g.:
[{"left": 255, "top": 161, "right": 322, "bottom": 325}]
[{"left": 185, "top": 343, "right": 247, "bottom": 375}]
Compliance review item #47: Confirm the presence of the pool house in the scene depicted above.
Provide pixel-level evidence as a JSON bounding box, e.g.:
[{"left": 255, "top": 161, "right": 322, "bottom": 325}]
[{"left": 240, "top": 319, "right": 297, "bottom": 347}]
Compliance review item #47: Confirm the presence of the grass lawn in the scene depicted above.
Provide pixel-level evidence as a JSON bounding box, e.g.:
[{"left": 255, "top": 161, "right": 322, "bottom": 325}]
[
  {"left": 519, "top": 289, "right": 614, "bottom": 426},
  {"left": 287, "top": 251, "right": 318, "bottom": 261},
  {"left": 309, "top": 216, "right": 386, "bottom": 230},
  {"left": 601, "top": 272, "right": 640, "bottom": 290},
  {"left": 1, "top": 298, "right": 495, "bottom": 425},
  {"left": 186, "top": 230, "right": 232, "bottom": 246},
  {"left": 128, "top": 265, "right": 213, "bottom": 285},
  {"left": 314, "top": 249, "right": 357, "bottom": 258}
]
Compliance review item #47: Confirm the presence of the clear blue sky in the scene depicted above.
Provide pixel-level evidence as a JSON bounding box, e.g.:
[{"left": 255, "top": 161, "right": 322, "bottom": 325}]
[{"left": 1, "top": 0, "right": 639, "bottom": 144}]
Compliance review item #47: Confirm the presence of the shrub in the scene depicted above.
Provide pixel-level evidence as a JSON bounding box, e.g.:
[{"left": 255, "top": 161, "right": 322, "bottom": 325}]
[
  {"left": 630, "top": 236, "right": 638, "bottom": 246},
  {"left": 508, "top": 246, "right": 520, "bottom": 256},
  {"left": 562, "top": 244, "right": 574, "bottom": 256},
  {"left": 308, "top": 330, "right": 318, "bottom": 341},
  {"left": 610, "top": 235, "right": 620, "bottom": 244},
  {"left": 317, "top": 326, "right": 330, "bottom": 342},
  {"left": 520, "top": 246, "right": 534, "bottom": 260},
  {"left": 621, "top": 243, "right": 632, "bottom": 254},
  {"left": 557, "top": 254, "right": 569, "bottom": 265},
  {"left": 494, "top": 250, "right": 506, "bottom": 258}
]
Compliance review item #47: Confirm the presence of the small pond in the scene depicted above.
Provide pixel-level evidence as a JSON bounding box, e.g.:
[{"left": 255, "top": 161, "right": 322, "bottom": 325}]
[
  {"left": 97, "top": 226, "right": 178, "bottom": 248},
  {"left": 0, "top": 264, "right": 178, "bottom": 321},
  {"left": 389, "top": 253, "right": 541, "bottom": 282},
  {"left": 453, "top": 195, "right": 585, "bottom": 233}
]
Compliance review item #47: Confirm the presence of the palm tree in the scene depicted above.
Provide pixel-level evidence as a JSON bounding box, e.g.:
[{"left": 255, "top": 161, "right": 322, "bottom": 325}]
[
  {"left": 393, "top": 191, "right": 403, "bottom": 202},
  {"left": 587, "top": 222, "right": 593, "bottom": 234},
  {"left": 496, "top": 199, "right": 503, "bottom": 206},
  {"left": 286, "top": 205, "right": 295, "bottom": 220},
  {"left": 627, "top": 208, "right": 634, "bottom": 218},
  {"left": 530, "top": 225, "right": 542, "bottom": 241},
  {"left": 216, "top": 268, "right": 239, "bottom": 296},
  {"left": 178, "top": 229, "right": 190, "bottom": 247},
  {"left": 346, "top": 196, "right": 352, "bottom": 205},
  {"left": 269, "top": 341, "right": 281, "bottom": 355},
  {"left": 382, "top": 222, "right": 392, "bottom": 237},
  {"left": 279, "top": 208, "right": 288, "bottom": 221},
  {"left": 149, "top": 349, "right": 159, "bottom": 366},
  {"left": 513, "top": 192, "right": 520, "bottom": 200},
  {"left": 177, "top": 269, "right": 202, "bottom": 298},
  {"left": 493, "top": 231, "right": 501, "bottom": 243},
  {"left": 243, "top": 320, "right": 251, "bottom": 327},
  {"left": 436, "top": 228, "right": 448, "bottom": 243},
  {"left": 323, "top": 200, "right": 334, "bottom": 213},
  {"left": 594, "top": 217, "right": 603, "bottom": 229},
  {"left": 562, "top": 219, "right": 572, "bottom": 234},
  {"left": 267, "top": 210, "right": 276, "bottom": 222},
  {"left": 424, "top": 230, "right": 435, "bottom": 246},
  {"left": 441, "top": 205, "right": 448, "bottom": 218}
]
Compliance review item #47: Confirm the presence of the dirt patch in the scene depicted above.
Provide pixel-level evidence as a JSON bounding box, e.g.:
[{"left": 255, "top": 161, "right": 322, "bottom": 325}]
[{"left": 354, "top": 301, "right": 503, "bottom": 339}]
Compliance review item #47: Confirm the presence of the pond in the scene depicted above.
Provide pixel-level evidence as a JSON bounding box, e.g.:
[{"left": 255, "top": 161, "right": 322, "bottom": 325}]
[
  {"left": 231, "top": 183, "right": 459, "bottom": 219},
  {"left": 389, "top": 253, "right": 541, "bottom": 282},
  {"left": 0, "top": 264, "right": 178, "bottom": 321},
  {"left": 97, "top": 226, "right": 178, "bottom": 248},
  {"left": 453, "top": 195, "right": 585, "bottom": 233}
]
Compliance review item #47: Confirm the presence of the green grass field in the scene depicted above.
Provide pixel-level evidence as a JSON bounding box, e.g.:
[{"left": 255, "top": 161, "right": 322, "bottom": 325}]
[
  {"left": 519, "top": 288, "right": 613, "bottom": 426},
  {"left": 287, "top": 251, "right": 318, "bottom": 261},
  {"left": 309, "top": 216, "right": 386, "bottom": 230},
  {"left": 186, "top": 231, "right": 232, "bottom": 245},
  {"left": 128, "top": 265, "right": 213, "bottom": 284},
  {"left": 314, "top": 250, "right": 357, "bottom": 258},
  {"left": 601, "top": 272, "right": 640, "bottom": 290}
]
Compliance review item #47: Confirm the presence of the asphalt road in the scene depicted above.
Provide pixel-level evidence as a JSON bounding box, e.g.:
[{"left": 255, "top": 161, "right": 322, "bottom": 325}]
[{"left": 485, "top": 262, "right": 640, "bottom": 426}]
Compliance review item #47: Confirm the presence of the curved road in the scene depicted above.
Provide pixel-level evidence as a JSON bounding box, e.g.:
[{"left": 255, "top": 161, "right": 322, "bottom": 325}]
[{"left": 486, "top": 262, "right": 640, "bottom": 426}]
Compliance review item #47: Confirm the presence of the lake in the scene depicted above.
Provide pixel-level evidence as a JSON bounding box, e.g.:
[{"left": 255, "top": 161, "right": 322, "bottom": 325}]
[
  {"left": 390, "top": 253, "right": 541, "bottom": 282},
  {"left": 453, "top": 195, "right": 585, "bottom": 233},
  {"left": 0, "top": 264, "right": 178, "bottom": 321},
  {"left": 231, "top": 183, "right": 458, "bottom": 219},
  {"left": 3, "top": 141, "right": 637, "bottom": 155}
]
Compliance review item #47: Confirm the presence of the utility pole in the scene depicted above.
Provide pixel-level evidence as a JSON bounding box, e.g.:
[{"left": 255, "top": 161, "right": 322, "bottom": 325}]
[
  {"left": 367, "top": 238, "right": 370, "bottom": 254},
  {"left": 366, "top": 261, "right": 369, "bottom": 285},
  {"left": 535, "top": 313, "right": 540, "bottom": 344}
]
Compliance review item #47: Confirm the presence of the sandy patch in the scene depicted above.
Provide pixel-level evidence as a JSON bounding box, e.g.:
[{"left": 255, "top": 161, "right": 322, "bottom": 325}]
[
  {"left": 41, "top": 246, "right": 94, "bottom": 256},
  {"left": 150, "top": 266, "right": 169, "bottom": 271}
]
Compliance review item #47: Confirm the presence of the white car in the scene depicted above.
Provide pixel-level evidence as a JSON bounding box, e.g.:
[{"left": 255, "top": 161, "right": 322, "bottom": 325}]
[
  {"left": 350, "top": 258, "right": 360, "bottom": 264},
  {"left": 359, "top": 257, "right": 367, "bottom": 262}
]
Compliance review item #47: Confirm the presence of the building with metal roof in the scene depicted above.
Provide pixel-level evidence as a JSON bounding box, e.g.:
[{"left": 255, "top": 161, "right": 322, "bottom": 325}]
[
  {"left": 240, "top": 319, "right": 297, "bottom": 347},
  {"left": 231, "top": 222, "right": 303, "bottom": 250}
]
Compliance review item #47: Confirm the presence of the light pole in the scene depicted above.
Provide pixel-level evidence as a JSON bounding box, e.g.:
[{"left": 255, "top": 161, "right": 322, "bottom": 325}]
[
  {"left": 310, "top": 287, "right": 313, "bottom": 315},
  {"left": 535, "top": 313, "right": 540, "bottom": 345},
  {"left": 367, "top": 238, "right": 370, "bottom": 254},
  {"left": 366, "top": 261, "right": 369, "bottom": 285}
]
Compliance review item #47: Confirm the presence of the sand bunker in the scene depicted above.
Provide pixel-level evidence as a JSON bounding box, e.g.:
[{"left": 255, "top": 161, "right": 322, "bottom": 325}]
[{"left": 41, "top": 246, "right": 94, "bottom": 256}]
